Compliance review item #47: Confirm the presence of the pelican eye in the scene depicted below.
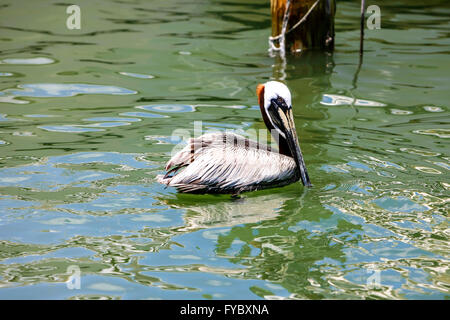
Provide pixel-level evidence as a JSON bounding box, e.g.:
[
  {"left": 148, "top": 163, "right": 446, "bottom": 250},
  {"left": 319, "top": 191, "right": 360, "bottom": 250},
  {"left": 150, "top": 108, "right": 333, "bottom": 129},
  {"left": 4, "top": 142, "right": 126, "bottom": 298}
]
[{"left": 271, "top": 96, "right": 290, "bottom": 112}]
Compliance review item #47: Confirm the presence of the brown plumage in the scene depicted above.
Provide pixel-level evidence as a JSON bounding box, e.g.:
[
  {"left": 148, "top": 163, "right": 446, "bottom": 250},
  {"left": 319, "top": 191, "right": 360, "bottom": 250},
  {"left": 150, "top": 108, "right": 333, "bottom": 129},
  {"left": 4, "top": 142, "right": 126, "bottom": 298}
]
[{"left": 157, "top": 81, "right": 311, "bottom": 194}]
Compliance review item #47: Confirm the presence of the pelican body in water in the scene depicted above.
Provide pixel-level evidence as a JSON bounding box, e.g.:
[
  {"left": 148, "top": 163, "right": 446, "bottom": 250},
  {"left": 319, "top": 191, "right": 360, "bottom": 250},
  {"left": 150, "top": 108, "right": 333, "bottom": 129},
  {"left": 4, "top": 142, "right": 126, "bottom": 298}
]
[{"left": 158, "top": 81, "right": 311, "bottom": 194}]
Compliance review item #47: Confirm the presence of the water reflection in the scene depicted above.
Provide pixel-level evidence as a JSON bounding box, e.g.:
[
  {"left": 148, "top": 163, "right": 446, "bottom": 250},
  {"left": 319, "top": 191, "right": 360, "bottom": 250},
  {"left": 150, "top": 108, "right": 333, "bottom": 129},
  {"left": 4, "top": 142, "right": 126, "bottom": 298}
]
[
  {"left": 137, "top": 104, "right": 195, "bottom": 113},
  {"left": 0, "top": 57, "right": 55, "bottom": 65},
  {"left": 0, "top": 0, "right": 448, "bottom": 300},
  {"left": 7, "top": 83, "right": 137, "bottom": 98},
  {"left": 119, "top": 72, "right": 155, "bottom": 79},
  {"left": 321, "top": 94, "right": 386, "bottom": 107},
  {"left": 210, "top": 195, "right": 349, "bottom": 299},
  {"left": 0, "top": 83, "right": 137, "bottom": 105},
  {"left": 38, "top": 125, "right": 105, "bottom": 133},
  {"left": 164, "top": 193, "right": 289, "bottom": 231}
]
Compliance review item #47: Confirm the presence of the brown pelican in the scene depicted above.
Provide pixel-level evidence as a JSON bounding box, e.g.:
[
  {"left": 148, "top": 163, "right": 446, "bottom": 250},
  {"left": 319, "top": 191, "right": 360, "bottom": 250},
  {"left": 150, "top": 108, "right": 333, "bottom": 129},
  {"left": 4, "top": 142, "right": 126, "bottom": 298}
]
[{"left": 157, "top": 81, "right": 311, "bottom": 194}]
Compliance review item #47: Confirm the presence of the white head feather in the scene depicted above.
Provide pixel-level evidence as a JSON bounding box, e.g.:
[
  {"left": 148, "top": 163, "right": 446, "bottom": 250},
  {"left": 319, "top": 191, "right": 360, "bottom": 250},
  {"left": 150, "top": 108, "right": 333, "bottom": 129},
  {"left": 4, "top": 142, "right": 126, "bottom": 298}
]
[
  {"left": 263, "top": 81, "right": 292, "bottom": 110},
  {"left": 262, "top": 81, "right": 292, "bottom": 138}
]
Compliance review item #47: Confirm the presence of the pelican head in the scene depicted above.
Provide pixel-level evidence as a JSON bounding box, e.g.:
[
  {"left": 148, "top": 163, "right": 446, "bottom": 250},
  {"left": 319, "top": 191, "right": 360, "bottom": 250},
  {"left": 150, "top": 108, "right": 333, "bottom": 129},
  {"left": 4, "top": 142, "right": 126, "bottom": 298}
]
[{"left": 257, "top": 81, "right": 312, "bottom": 187}]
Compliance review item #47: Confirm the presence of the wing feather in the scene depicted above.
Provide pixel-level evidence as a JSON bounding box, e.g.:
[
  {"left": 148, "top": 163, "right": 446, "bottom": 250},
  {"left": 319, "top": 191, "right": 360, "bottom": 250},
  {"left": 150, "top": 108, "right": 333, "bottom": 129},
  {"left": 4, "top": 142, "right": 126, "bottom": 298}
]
[{"left": 158, "top": 133, "right": 298, "bottom": 193}]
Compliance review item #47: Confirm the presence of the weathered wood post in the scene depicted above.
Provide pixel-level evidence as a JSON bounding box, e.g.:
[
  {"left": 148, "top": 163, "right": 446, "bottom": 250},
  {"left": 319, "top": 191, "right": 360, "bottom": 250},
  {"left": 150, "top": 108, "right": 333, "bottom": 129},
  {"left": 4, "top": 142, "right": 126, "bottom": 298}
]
[{"left": 270, "top": 0, "right": 336, "bottom": 53}]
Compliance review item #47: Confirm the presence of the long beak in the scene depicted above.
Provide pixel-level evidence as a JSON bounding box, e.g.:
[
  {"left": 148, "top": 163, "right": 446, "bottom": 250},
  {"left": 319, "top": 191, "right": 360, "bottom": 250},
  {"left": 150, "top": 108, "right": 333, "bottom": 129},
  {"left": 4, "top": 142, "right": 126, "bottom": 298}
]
[{"left": 277, "top": 108, "right": 312, "bottom": 187}]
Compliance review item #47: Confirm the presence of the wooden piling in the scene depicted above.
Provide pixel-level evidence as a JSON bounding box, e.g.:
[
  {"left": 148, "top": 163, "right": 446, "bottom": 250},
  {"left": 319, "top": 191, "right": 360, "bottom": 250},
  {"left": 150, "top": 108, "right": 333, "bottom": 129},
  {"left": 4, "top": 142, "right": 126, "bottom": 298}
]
[{"left": 270, "top": 0, "right": 336, "bottom": 53}]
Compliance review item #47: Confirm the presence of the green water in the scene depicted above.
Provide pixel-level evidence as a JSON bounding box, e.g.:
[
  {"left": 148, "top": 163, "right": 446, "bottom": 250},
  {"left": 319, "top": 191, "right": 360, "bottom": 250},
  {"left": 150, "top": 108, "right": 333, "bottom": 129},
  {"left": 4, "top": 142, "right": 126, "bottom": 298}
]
[{"left": 0, "top": 0, "right": 448, "bottom": 299}]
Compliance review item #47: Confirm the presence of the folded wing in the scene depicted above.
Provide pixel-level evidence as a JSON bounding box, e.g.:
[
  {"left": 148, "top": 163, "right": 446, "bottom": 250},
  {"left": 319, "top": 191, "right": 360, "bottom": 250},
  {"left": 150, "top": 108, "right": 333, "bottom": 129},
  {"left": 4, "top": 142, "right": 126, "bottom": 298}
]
[{"left": 158, "top": 133, "right": 298, "bottom": 194}]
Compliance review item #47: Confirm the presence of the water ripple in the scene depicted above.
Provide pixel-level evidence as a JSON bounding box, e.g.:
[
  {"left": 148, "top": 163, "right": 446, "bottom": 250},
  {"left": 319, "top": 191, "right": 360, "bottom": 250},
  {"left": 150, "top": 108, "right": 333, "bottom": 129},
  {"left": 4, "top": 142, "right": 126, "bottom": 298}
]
[
  {"left": 321, "top": 94, "right": 386, "bottom": 107},
  {"left": 0, "top": 0, "right": 448, "bottom": 300},
  {"left": 136, "top": 104, "right": 195, "bottom": 113},
  {"left": 119, "top": 72, "right": 155, "bottom": 79},
  {"left": 38, "top": 125, "right": 105, "bottom": 133},
  {"left": 7, "top": 83, "right": 137, "bottom": 98},
  {"left": 120, "top": 112, "right": 167, "bottom": 118},
  {"left": 0, "top": 57, "right": 55, "bottom": 65},
  {"left": 413, "top": 129, "right": 450, "bottom": 138}
]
